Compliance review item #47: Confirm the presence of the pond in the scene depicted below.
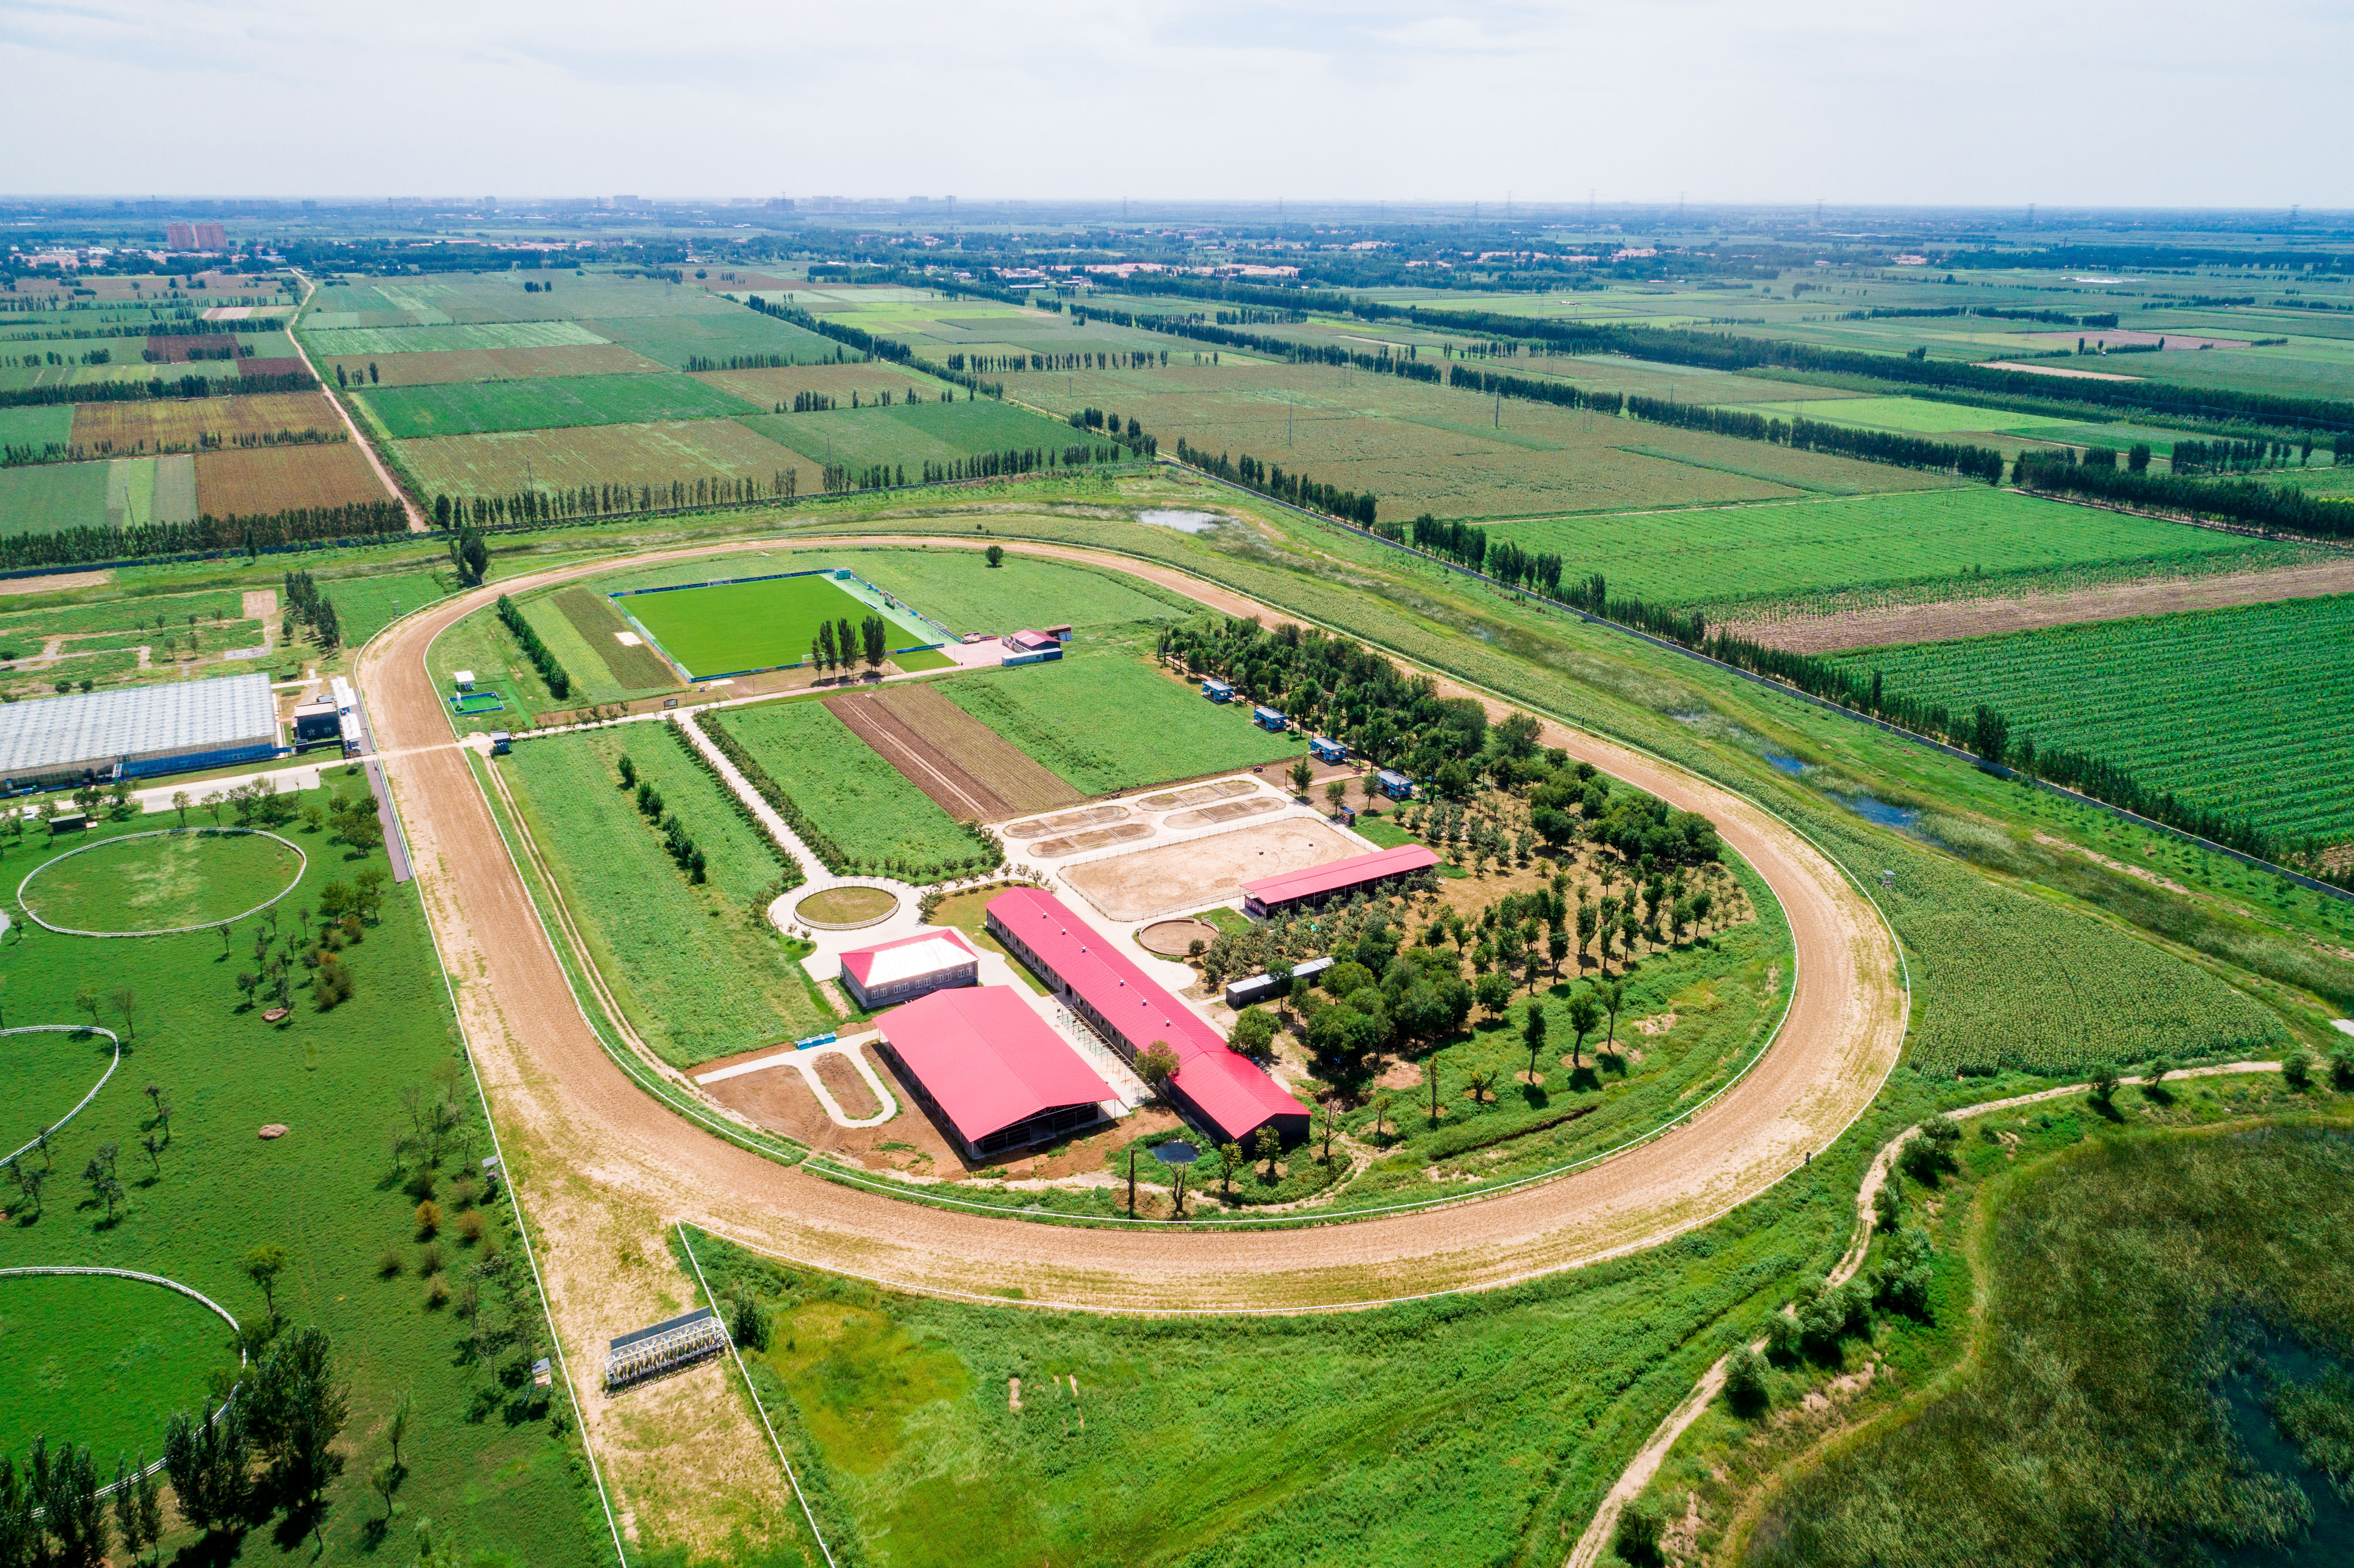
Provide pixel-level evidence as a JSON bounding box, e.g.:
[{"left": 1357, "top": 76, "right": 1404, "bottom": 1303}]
[
  {"left": 1152, "top": 1140, "right": 1200, "bottom": 1165},
  {"left": 1136, "top": 510, "right": 1220, "bottom": 534}
]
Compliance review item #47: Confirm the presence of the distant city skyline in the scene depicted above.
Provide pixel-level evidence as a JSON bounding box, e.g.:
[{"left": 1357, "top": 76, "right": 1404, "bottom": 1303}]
[{"left": 0, "top": 0, "right": 2342, "bottom": 207}]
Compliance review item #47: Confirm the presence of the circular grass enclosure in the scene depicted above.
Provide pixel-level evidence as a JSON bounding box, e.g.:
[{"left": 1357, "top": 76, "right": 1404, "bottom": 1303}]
[
  {"left": 21, "top": 829, "right": 303, "bottom": 935},
  {"left": 0, "top": 1272, "right": 226, "bottom": 1462},
  {"left": 1, "top": 1029, "right": 119, "bottom": 1159},
  {"left": 795, "top": 885, "right": 899, "bottom": 930}
]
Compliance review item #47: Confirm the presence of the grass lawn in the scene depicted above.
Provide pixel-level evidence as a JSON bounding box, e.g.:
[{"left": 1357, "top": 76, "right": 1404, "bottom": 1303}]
[
  {"left": 616, "top": 571, "right": 917, "bottom": 679},
  {"left": 21, "top": 827, "right": 303, "bottom": 933},
  {"left": 0, "top": 1272, "right": 223, "bottom": 1463},
  {"left": 354, "top": 373, "right": 759, "bottom": 439},
  {"left": 1482, "top": 485, "right": 2291, "bottom": 614},
  {"left": 813, "top": 546, "right": 1193, "bottom": 638},
  {"left": 708, "top": 701, "right": 986, "bottom": 877},
  {"left": 938, "top": 651, "right": 1302, "bottom": 795},
  {"left": 4, "top": 1026, "right": 118, "bottom": 1153},
  {"left": 497, "top": 723, "right": 829, "bottom": 1067},
  {"left": 0, "top": 788, "right": 610, "bottom": 1568},
  {"left": 889, "top": 646, "right": 956, "bottom": 672},
  {"left": 738, "top": 397, "right": 1095, "bottom": 476}
]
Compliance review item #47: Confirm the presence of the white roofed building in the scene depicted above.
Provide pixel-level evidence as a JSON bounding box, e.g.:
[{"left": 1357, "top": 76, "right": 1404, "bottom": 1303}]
[{"left": 838, "top": 928, "right": 981, "bottom": 1011}]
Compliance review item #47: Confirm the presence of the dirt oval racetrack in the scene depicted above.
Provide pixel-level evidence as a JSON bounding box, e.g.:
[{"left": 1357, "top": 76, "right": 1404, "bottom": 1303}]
[{"left": 359, "top": 532, "right": 1907, "bottom": 1314}]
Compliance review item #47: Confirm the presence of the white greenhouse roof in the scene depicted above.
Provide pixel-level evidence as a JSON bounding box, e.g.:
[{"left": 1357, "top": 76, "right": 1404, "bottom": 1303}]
[{"left": 0, "top": 673, "right": 279, "bottom": 775}]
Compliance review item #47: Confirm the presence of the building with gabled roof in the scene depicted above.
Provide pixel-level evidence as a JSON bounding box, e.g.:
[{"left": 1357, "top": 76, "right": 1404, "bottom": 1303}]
[
  {"left": 984, "top": 886, "right": 1308, "bottom": 1147},
  {"left": 1239, "top": 843, "right": 1439, "bottom": 917},
  {"left": 838, "top": 928, "right": 979, "bottom": 1010},
  {"left": 871, "top": 985, "right": 1113, "bottom": 1160}
]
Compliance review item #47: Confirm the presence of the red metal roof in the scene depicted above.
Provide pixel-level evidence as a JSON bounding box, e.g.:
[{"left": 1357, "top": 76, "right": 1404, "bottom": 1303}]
[
  {"left": 985, "top": 887, "right": 1308, "bottom": 1142},
  {"left": 839, "top": 927, "right": 976, "bottom": 988},
  {"left": 873, "top": 985, "right": 1112, "bottom": 1146},
  {"left": 1239, "top": 844, "right": 1439, "bottom": 906}
]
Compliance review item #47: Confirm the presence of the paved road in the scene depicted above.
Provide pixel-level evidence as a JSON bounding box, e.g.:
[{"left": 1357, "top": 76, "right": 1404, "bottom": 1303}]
[{"left": 358, "top": 533, "right": 1908, "bottom": 1314}]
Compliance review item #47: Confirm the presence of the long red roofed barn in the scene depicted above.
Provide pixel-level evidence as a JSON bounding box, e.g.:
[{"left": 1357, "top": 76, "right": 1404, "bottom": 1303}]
[
  {"left": 1239, "top": 843, "right": 1438, "bottom": 917},
  {"left": 871, "top": 986, "right": 1115, "bottom": 1161},
  {"left": 985, "top": 886, "right": 1309, "bottom": 1148}
]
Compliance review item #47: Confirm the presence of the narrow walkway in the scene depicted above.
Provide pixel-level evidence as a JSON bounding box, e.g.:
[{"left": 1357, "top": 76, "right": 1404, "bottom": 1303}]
[{"left": 693, "top": 1040, "right": 900, "bottom": 1129}]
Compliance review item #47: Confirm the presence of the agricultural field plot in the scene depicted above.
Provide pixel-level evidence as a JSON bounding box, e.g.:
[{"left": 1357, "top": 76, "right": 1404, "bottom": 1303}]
[
  {"left": 710, "top": 700, "right": 984, "bottom": 871},
  {"left": 0, "top": 792, "right": 612, "bottom": 1568},
  {"left": 739, "top": 395, "right": 1101, "bottom": 476},
  {"left": 940, "top": 651, "right": 1303, "bottom": 796},
  {"left": 814, "top": 545, "right": 1193, "bottom": 636},
  {"left": 2089, "top": 334, "right": 2354, "bottom": 401},
  {"left": 0, "top": 454, "right": 198, "bottom": 533},
  {"left": 0, "top": 403, "right": 74, "bottom": 458},
  {"left": 823, "top": 683, "right": 1083, "bottom": 819},
  {"left": 69, "top": 389, "right": 346, "bottom": 451},
  {"left": 1026, "top": 358, "right": 1956, "bottom": 517},
  {"left": 193, "top": 442, "right": 385, "bottom": 515},
  {"left": 392, "top": 417, "right": 809, "bottom": 502},
  {"left": 572, "top": 308, "right": 840, "bottom": 368},
  {"left": 690, "top": 361, "right": 959, "bottom": 411},
  {"left": 0, "top": 359, "right": 245, "bottom": 393},
  {"left": 1734, "top": 395, "right": 2088, "bottom": 436},
  {"left": 299, "top": 320, "right": 610, "bottom": 357},
  {"left": 1830, "top": 593, "right": 2354, "bottom": 846},
  {"left": 1484, "top": 485, "right": 2277, "bottom": 615},
  {"left": 613, "top": 569, "right": 932, "bottom": 678},
  {"left": 352, "top": 371, "right": 759, "bottom": 439},
  {"left": 315, "top": 342, "right": 663, "bottom": 387},
  {"left": 500, "top": 725, "right": 827, "bottom": 1067}
]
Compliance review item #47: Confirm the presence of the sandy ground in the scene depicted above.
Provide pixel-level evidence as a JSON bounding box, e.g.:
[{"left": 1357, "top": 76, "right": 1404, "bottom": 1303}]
[
  {"left": 360, "top": 526, "right": 1905, "bottom": 1289},
  {"left": 1722, "top": 558, "right": 2354, "bottom": 653},
  {"left": 1063, "top": 818, "right": 1361, "bottom": 921}
]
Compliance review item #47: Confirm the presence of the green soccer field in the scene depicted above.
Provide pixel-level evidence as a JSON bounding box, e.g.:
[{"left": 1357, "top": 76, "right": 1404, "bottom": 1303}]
[{"left": 616, "top": 570, "right": 934, "bottom": 678}]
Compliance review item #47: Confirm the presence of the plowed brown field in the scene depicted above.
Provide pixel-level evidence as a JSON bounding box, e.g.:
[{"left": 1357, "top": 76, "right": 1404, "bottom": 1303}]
[
  {"left": 69, "top": 392, "right": 344, "bottom": 451},
  {"left": 193, "top": 442, "right": 388, "bottom": 515},
  {"left": 824, "top": 682, "right": 1080, "bottom": 820}
]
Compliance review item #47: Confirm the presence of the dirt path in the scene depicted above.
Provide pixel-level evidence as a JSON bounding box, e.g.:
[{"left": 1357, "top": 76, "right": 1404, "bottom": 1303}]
[
  {"left": 1562, "top": 1060, "right": 2284, "bottom": 1568},
  {"left": 357, "top": 529, "right": 1906, "bottom": 1315},
  {"left": 1722, "top": 557, "right": 2354, "bottom": 653},
  {"left": 284, "top": 273, "right": 425, "bottom": 532}
]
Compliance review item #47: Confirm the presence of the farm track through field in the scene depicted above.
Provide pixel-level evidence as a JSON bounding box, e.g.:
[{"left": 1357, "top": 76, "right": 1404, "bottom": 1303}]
[{"left": 360, "top": 533, "right": 1906, "bottom": 1318}]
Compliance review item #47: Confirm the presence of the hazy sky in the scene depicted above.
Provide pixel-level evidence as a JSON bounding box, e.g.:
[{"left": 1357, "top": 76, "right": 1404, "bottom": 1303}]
[{"left": 4, "top": 0, "right": 2345, "bottom": 207}]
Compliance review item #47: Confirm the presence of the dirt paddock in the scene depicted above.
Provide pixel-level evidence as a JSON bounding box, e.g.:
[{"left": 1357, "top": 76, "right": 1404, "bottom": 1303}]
[
  {"left": 1063, "top": 817, "right": 1362, "bottom": 921},
  {"left": 826, "top": 684, "right": 1079, "bottom": 820},
  {"left": 1006, "top": 803, "right": 1129, "bottom": 839}
]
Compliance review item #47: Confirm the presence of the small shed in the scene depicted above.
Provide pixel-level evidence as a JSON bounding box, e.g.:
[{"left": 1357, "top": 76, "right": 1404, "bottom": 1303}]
[
  {"left": 1308, "top": 735, "right": 1347, "bottom": 764},
  {"left": 452, "top": 670, "right": 476, "bottom": 692},
  {"left": 1251, "top": 704, "right": 1287, "bottom": 732},
  {"left": 1373, "top": 768, "right": 1414, "bottom": 800},
  {"left": 1224, "top": 955, "right": 1333, "bottom": 1010},
  {"left": 1042, "top": 624, "right": 1074, "bottom": 644},
  {"left": 489, "top": 731, "right": 513, "bottom": 755},
  {"left": 1201, "top": 678, "right": 1234, "bottom": 703}
]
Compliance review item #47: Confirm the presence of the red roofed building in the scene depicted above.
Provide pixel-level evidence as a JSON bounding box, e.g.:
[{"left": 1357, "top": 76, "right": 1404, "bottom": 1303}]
[
  {"left": 871, "top": 985, "right": 1114, "bottom": 1160},
  {"left": 838, "top": 929, "right": 979, "bottom": 1010},
  {"left": 1239, "top": 843, "right": 1439, "bottom": 917},
  {"left": 985, "top": 887, "right": 1310, "bottom": 1147}
]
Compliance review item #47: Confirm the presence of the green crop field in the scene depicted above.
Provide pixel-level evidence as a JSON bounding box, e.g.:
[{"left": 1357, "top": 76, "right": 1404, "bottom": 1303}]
[
  {"left": 0, "top": 788, "right": 610, "bottom": 1567},
  {"left": 940, "top": 651, "right": 1302, "bottom": 794},
  {"left": 1736, "top": 395, "right": 2087, "bottom": 436},
  {"left": 0, "top": 403, "right": 75, "bottom": 454},
  {"left": 572, "top": 309, "right": 840, "bottom": 368},
  {"left": 498, "top": 724, "right": 827, "bottom": 1067},
  {"left": 391, "top": 417, "right": 809, "bottom": 501},
  {"left": 353, "top": 371, "right": 758, "bottom": 439},
  {"left": 616, "top": 570, "right": 929, "bottom": 678},
  {"left": 1830, "top": 594, "right": 2354, "bottom": 846},
  {"left": 0, "top": 1272, "right": 223, "bottom": 1463},
  {"left": 0, "top": 459, "right": 111, "bottom": 535},
  {"left": 815, "top": 546, "right": 1193, "bottom": 636},
  {"left": 1484, "top": 485, "right": 2285, "bottom": 615},
  {"left": 298, "top": 320, "right": 610, "bottom": 356},
  {"left": 21, "top": 828, "right": 303, "bottom": 932},
  {"left": 709, "top": 701, "right": 982, "bottom": 873},
  {"left": 738, "top": 395, "right": 1102, "bottom": 476}
]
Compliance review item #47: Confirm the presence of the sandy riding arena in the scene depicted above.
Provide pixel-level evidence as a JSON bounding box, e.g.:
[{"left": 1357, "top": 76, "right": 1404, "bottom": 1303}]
[{"left": 1062, "top": 818, "right": 1361, "bottom": 921}]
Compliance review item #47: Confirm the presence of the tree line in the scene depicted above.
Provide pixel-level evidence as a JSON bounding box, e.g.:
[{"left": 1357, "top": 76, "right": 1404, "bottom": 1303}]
[
  {"left": 4, "top": 424, "right": 343, "bottom": 470},
  {"left": 1621, "top": 393, "right": 2008, "bottom": 482},
  {"left": 0, "top": 501, "right": 406, "bottom": 572},
  {"left": 1081, "top": 305, "right": 1442, "bottom": 383},
  {"left": 430, "top": 472, "right": 800, "bottom": 529},
  {"left": 0, "top": 370, "right": 313, "bottom": 409},
  {"left": 682, "top": 353, "right": 796, "bottom": 372},
  {"left": 945, "top": 350, "right": 1171, "bottom": 375},
  {"left": 495, "top": 594, "right": 570, "bottom": 700},
  {"left": 614, "top": 753, "right": 706, "bottom": 883},
  {"left": 2172, "top": 436, "right": 2332, "bottom": 473},
  {"left": 283, "top": 568, "right": 340, "bottom": 651},
  {"left": 1172, "top": 438, "right": 1377, "bottom": 525},
  {"left": 2014, "top": 450, "right": 2354, "bottom": 542},
  {"left": 731, "top": 293, "right": 1004, "bottom": 400}
]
